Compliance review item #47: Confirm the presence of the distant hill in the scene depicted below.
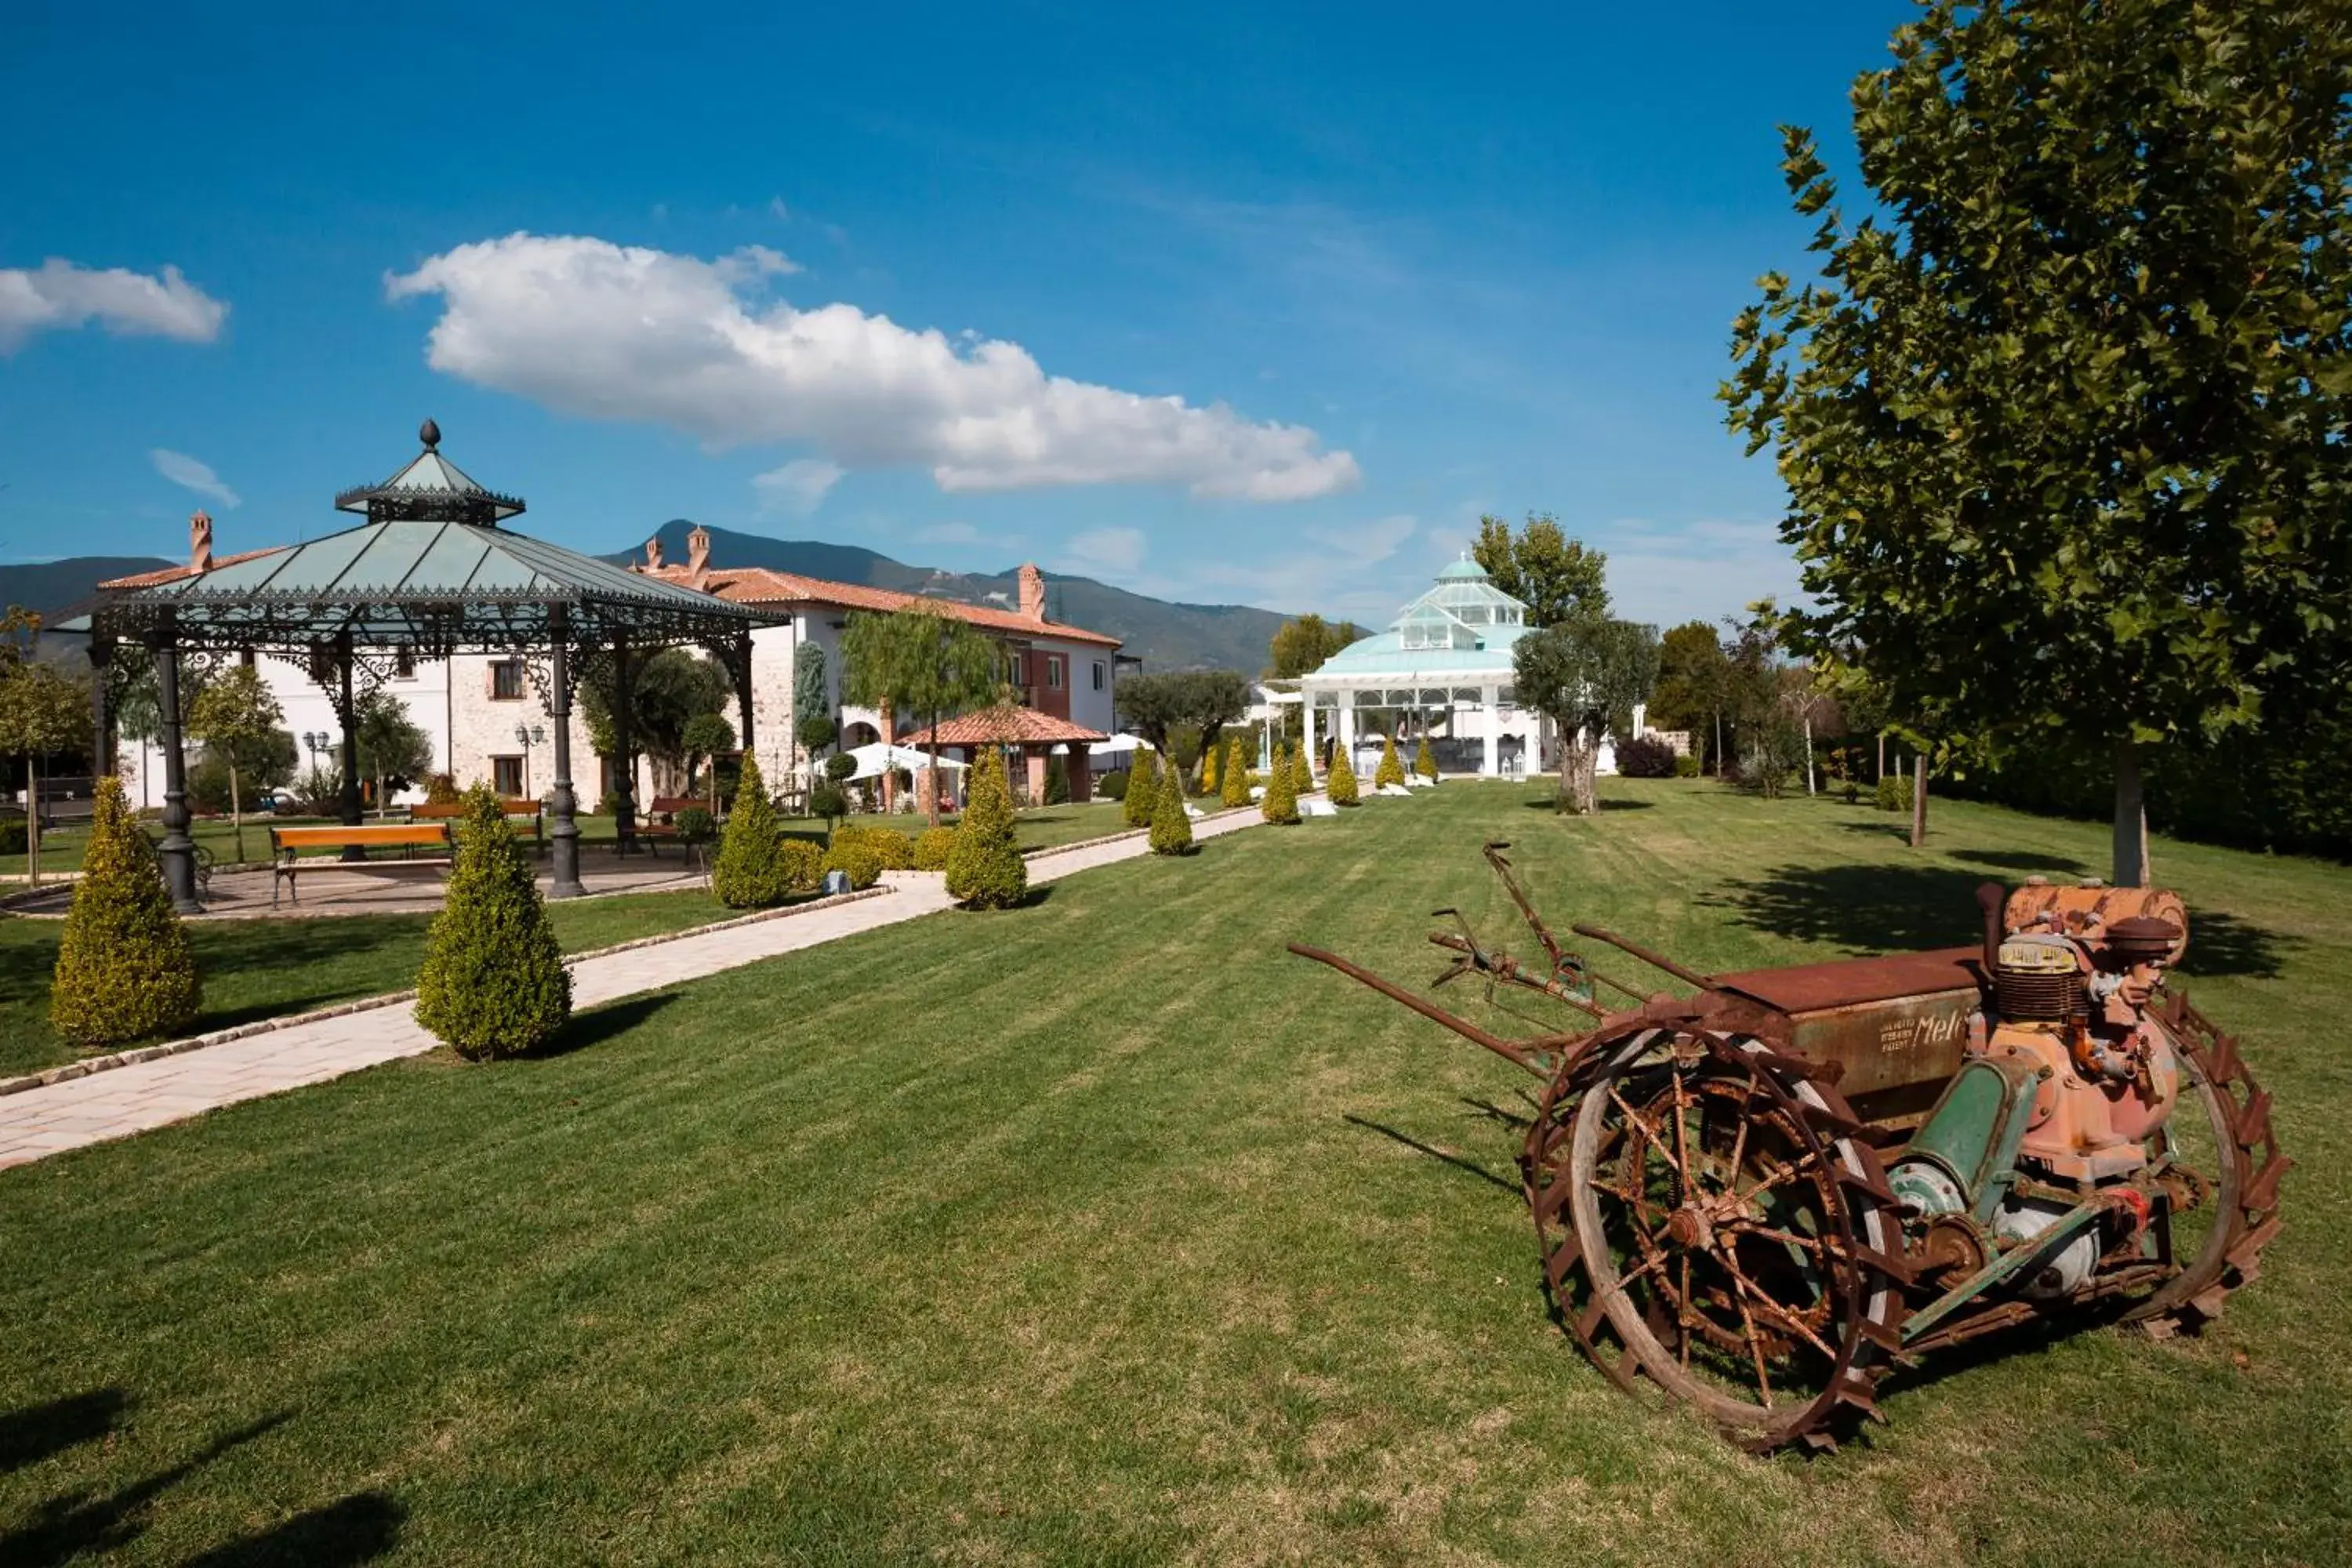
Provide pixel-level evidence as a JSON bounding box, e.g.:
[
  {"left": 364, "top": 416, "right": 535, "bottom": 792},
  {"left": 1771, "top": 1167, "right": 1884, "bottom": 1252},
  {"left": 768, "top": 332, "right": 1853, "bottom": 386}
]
[
  {"left": 1, "top": 557, "right": 173, "bottom": 624},
  {"left": 1, "top": 525, "right": 1299, "bottom": 674},
  {"left": 608, "top": 521, "right": 1293, "bottom": 673}
]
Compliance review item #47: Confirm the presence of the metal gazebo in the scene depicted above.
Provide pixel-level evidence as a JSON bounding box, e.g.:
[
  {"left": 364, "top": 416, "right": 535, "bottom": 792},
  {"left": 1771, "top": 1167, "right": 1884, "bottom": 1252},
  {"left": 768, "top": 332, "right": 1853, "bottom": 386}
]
[{"left": 68, "top": 420, "right": 775, "bottom": 911}]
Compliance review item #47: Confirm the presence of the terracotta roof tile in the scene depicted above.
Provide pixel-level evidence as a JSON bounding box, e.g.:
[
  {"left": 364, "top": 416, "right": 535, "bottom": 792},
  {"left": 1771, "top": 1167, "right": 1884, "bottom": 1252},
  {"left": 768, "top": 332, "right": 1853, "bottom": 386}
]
[
  {"left": 635, "top": 563, "right": 1120, "bottom": 647},
  {"left": 99, "top": 547, "right": 284, "bottom": 590},
  {"left": 895, "top": 706, "right": 1108, "bottom": 746}
]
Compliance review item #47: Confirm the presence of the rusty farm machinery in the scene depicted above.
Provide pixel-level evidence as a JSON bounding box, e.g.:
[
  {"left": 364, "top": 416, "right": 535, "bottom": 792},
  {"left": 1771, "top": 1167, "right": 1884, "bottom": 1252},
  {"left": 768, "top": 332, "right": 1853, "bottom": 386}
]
[{"left": 1290, "top": 843, "right": 2288, "bottom": 1450}]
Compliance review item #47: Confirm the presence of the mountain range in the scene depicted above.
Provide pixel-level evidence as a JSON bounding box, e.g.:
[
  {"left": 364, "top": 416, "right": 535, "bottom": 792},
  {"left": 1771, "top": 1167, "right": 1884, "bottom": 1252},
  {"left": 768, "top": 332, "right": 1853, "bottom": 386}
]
[{"left": 0, "top": 521, "right": 1297, "bottom": 674}]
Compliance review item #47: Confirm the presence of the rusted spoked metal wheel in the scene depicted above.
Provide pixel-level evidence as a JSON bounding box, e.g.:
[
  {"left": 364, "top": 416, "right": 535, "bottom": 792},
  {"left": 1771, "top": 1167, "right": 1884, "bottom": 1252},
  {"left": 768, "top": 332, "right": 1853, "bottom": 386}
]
[
  {"left": 2127, "top": 996, "right": 2289, "bottom": 1333},
  {"left": 1528, "top": 1028, "right": 1904, "bottom": 1450}
]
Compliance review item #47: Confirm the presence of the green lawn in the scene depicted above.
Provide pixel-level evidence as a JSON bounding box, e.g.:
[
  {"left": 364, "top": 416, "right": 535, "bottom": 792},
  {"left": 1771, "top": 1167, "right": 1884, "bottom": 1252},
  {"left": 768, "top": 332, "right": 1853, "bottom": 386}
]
[
  {"left": 2, "top": 779, "right": 2346, "bottom": 1563},
  {"left": 0, "top": 891, "right": 739, "bottom": 1082}
]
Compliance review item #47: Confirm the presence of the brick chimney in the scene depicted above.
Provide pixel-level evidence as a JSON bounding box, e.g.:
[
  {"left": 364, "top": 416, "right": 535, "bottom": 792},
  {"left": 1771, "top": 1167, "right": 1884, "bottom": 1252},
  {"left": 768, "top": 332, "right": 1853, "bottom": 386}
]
[
  {"left": 644, "top": 534, "right": 665, "bottom": 571},
  {"left": 1017, "top": 562, "right": 1046, "bottom": 622},
  {"left": 188, "top": 511, "right": 214, "bottom": 574},
  {"left": 687, "top": 524, "right": 712, "bottom": 590}
]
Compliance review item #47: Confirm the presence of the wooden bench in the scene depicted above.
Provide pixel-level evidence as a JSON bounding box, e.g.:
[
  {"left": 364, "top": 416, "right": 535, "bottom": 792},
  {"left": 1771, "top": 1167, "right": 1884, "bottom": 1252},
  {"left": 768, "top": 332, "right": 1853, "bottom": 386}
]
[
  {"left": 270, "top": 823, "right": 452, "bottom": 906},
  {"left": 409, "top": 797, "right": 544, "bottom": 849},
  {"left": 634, "top": 796, "right": 713, "bottom": 855}
]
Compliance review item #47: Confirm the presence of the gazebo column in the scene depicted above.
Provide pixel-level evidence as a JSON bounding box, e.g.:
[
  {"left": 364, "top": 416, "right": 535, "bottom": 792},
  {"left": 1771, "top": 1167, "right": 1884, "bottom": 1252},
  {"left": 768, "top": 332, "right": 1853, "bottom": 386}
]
[
  {"left": 152, "top": 636, "right": 201, "bottom": 914},
  {"left": 547, "top": 612, "right": 585, "bottom": 898},
  {"left": 335, "top": 632, "right": 365, "bottom": 859},
  {"left": 1067, "top": 739, "right": 1091, "bottom": 803},
  {"left": 1302, "top": 699, "right": 1318, "bottom": 779},
  {"left": 1025, "top": 746, "right": 1049, "bottom": 806},
  {"left": 612, "top": 633, "right": 637, "bottom": 851},
  {"left": 731, "top": 630, "right": 756, "bottom": 765},
  {"left": 1482, "top": 685, "right": 1500, "bottom": 777},
  {"left": 87, "top": 636, "right": 114, "bottom": 779},
  {"left": 1338, "top": 697, "right": 1356, "bottom": 765}
]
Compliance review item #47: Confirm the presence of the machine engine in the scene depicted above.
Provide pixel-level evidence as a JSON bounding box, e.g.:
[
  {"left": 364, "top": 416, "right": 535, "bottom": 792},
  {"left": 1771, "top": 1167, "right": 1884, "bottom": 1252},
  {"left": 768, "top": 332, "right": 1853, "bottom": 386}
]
[{"left": 1888, "top": 881, "right": 2190, "bottom": 1298}]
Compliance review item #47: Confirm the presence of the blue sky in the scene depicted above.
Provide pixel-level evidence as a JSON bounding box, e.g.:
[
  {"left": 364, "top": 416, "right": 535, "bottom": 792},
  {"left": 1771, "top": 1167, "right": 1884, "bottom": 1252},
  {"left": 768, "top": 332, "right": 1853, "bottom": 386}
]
[{"left": 0, "top": 1, "right": 1917, "bottom": 630}]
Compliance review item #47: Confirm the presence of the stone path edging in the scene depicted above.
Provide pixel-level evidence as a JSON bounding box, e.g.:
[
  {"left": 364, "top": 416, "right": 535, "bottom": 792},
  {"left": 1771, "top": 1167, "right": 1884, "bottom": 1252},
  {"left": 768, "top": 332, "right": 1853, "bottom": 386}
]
[{"left": 0, "top": 886, "right": 891, "bottom": 1100}]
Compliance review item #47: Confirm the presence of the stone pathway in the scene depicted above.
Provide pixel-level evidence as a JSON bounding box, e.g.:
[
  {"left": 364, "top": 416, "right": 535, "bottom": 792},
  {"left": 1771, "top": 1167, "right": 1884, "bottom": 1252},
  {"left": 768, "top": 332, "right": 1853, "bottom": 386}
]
[{"left": 0, "top": 804, "right": 1291, "bottom": 1170}]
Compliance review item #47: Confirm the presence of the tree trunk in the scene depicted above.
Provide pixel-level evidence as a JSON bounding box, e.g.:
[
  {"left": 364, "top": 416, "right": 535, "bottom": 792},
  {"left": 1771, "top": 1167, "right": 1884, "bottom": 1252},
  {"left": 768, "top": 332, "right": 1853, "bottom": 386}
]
[
  {"left": 1556, "top": 725, "right": 1577, "bottom": 812},
  {"left": 1803, "top": 712, "right": 1817, "bottom": 797},
  {"left": 1875, "top": 731, "right": 1886, "bottom": 783},
  {"left": 926, "top": 710, "right": 942, "bottom": 829},
  {"left": 1909, "top": 754, "right": 1927, "bottom": 849},
  {"left": 878, "top": 698, "right": 895, "bottom": 812},
  {"left": 230, "top": 762, "right": 244, "bottom": 866},
  {"left": 2112, "top": 739, "right": 2150, "bottom": 887},
  {"left": 1713, "top": 710, "right": 1725, "bottom": 778},
  {"left": 25, "top": 755, "right": 39, "bottom": 886}
]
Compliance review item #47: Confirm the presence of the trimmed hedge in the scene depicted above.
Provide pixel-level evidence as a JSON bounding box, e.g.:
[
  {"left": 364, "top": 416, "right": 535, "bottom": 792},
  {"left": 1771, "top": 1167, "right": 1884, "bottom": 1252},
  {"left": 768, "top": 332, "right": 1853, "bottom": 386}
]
[
  {"left": 1374, "top": 737, "right": 1406, "bottom": 789},
  {"left": 1149, "top": 757, "right": 1195, "bottom": 855},
  {"left": 1293, "top": 742, "right": 1315, "bottom": 796},
  {"left": 779, "top": 838, "right": 825, "bottom": 891},
  {"left": 415, "top": 786, "right": 572, "bottom": 1060},
  {"left": 834, "top": 823, "right": 915, "bottom": 869},
  {"left": 49, "top": 777, "right": 201, "bottom": 1049},
  {"left": 913, "top": 826, "right": 956, "bottom": 870},
  {"left": 1673, "top": 753, "right": 1702, "bottom": 779},
  {"left": 1261, "top": 742, "right": 1301, "bottom": 825},
  {"left": 1327, "top": 742, "right": 1360, "bottom": 806},
  {"left": 820, "top": 838, "right": 884, "bottom": 890},
  {"left": 1221, "top": 739, "right": 1250, "bottom": 808},
  {"left": 1414, "top": 737, "right": 1438, "bottom": 781},
  {"left": 947, "top": 746, "right": 1026, "bottom": 908},
  {"left": 713, "top": 753, "right": 792, "bottom": 909},
  {"left": 1097, "top": 768, "right": 1129, "bottom": 800},
  {"left": 1123, "top": 750, "right": 1159, "bottom": 829},
  {"left": 1617, "top": 735, "right": 1678, "bottom": 779}
]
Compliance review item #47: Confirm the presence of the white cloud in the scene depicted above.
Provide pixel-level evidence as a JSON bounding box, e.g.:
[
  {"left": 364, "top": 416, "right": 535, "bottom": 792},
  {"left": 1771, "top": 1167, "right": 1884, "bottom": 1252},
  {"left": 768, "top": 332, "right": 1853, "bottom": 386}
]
[
  {"left": 0, "top": 260, "right": 227, "bottom": 351},
  {"left": 149, "top": 448, "right": 240, "bottom": 509},
  {"left": 1058, "top": 527, "right": 1148, "bottom": 579},
  {"left": 751, "top": 457, "right": 844, "bottom": 515},
  {"left": 1158, "top": 514, "right": 1417, "bottom": 621},
  {"left": 387, "top": 233, "right": 1359, "bottom": 501},
  {"left": 1596, "top": 517, "right": 1804, "bottom": 630},
  {"left": 768, "top": 196, "right": 790, "bottom": 220}
]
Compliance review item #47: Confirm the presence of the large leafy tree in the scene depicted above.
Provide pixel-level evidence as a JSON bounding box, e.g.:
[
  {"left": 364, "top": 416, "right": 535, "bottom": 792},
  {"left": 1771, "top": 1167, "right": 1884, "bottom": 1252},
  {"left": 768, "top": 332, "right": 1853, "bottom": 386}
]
[
  {"left": 840, "top": 606, "right": 1007, "bottom": 826},
  {"left": 354, "top": 689, "right": 433, "bottom": 814},
  {"left": 0, "top": 607, "right": 92, "bottom": 885},
  {"left": 583, "top": 649, "right": 732, "bottom": 794},
  {"left": 1116, "top": 670, "right": 1250, "bottom": 763},
  {"left": 185, "top": 662, "right": 282, "bottom": 866},
  {"left": 1724, "top": 0, "right": 2352, "bottom": 885},
  {"left": 1512, "top": 615, "right": 1661, "bottom": 815},
  {"left": 1472, "top": 513, "right": 1608, "bottom": 627},
  {"left": 1649, "top": 620, "right": 1735, "bottom": 775},
  {"left": 792, "top": 642, "right": 836, "bottom": 768},
  {"left": 1266, "top": 615, "right": 1364, "bottom": 680}
]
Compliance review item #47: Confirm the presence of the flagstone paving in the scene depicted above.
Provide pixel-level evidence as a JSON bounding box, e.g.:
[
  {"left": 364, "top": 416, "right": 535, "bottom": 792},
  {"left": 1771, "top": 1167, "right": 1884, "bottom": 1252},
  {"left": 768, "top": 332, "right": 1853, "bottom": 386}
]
[{"left": 0, "top": 803, "right": 1287, "bottom": 1169}]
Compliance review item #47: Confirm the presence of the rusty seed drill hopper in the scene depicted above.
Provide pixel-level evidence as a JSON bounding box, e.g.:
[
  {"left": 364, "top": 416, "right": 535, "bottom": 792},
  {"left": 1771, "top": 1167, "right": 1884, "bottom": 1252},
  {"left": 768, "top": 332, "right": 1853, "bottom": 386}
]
[{"left": 1291, "top": 842, "right": 2288, "bottom": 1451}]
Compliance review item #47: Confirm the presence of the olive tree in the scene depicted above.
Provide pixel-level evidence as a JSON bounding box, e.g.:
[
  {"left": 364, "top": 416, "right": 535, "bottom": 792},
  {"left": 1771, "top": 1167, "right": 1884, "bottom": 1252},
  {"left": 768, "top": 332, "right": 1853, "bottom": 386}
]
[
  {"left": 186, "top": 663, "right": 283, "bottom": 866},
  {"left": 841, "top": 605, "right": 1006, "bottom": 826},
  {"left": 1512, "top": 615, "right": 1660, "bottom": 815}
]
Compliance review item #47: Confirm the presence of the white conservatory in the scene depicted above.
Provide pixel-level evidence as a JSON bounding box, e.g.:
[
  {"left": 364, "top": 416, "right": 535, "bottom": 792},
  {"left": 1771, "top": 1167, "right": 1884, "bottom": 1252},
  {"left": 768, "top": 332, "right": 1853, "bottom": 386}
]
[{"left": 1298, "top": 558, "right": 1639, "bottom": 779}]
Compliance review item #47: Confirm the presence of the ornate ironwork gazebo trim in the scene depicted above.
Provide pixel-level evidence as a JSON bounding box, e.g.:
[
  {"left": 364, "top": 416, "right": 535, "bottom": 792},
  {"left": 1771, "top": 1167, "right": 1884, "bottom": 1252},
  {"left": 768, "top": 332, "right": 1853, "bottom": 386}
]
[{"left": 70, "top": 421, "right": 778, "bottom": 910}]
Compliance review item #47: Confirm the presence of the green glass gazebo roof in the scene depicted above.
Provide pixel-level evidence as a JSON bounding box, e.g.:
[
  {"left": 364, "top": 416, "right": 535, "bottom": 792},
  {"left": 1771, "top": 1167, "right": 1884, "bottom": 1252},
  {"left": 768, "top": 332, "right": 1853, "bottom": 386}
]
[{"left": 74, "top": 422, "right": 771, "bottom": 655}]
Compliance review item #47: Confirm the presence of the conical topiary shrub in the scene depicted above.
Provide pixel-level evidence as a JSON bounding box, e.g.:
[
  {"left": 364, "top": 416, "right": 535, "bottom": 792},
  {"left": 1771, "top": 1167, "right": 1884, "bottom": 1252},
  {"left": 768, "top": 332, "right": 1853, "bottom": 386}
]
[
  {"left": 1415, "top": 736, "right": 1439, "bottom": 782},
  {"left": 1327, "top": 742, "right": 1360, "bottom": 806},
  {"left": 49, "top": 776, "right": 200, "bottom": 1049},
  {"left": 1221, "top": 738, "right": 1250, "bottom": 808},
  {"left": 712, "top": 752, "right": 790, "bottom": 909},
  {"left": 1261, "top": 742, "right": 1301, "bottom": 824},
  {"left": 1375, "top": 736, "right": 1406, "bottom": 789},
  {"left": 946, "top": 746, "right": 1026, "bottom": 909},
  {"left": 1292, "top": 740, "right": 1315, "bottom": 795},
  {"left": 1123, "top": 747, "right": 1159, "bottom": 829},
  {"left": 1200, "top": 741, "right": 1221, "bottom": 796},
  {"left": 1149, "top": 752, "right": 1195, "bottom": 855},
  {"left": 416, "top": 785, "right": 572, "bottom": 1061}
]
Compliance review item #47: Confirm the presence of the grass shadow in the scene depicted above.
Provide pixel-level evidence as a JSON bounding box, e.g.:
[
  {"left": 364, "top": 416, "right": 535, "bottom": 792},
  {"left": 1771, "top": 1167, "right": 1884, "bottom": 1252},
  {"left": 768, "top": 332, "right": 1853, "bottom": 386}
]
[
  {"left": 0, "top": 1389, "right": 130, "bottom": 1475},
  {"left": 0, "top": 1412, "right": 288, "bottom": 1568},
  {"left": 531, "top": 992, "right": 680, "bottom": 1060},
  {"left": 188, "top": 917, "right": 428, "bottom": 1027},
  {"left": 1952, "top": 848, "right": 2090, "bottom": 875},
  {"left": 180, "top": 1490, "right": 405, "bottom": 1567},
  {"left": 2180, "top": 910, "right": 2291, "bottom": 980},
  {"left": 1705, "top": 863, "right": 2000, "bottom": 952},
  {"left": 1343, "top": 1115, "right": 1518, "bottom": 1194}
]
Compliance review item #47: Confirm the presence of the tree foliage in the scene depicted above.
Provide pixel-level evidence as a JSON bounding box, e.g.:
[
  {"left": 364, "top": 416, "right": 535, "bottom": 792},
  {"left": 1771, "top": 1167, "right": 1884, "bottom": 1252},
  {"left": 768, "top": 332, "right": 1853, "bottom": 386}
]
[
  {"left": 186, "top": 662, "right": 281, "bottom": 863},
  {"left": 792, "top": 642, "right": 836, "bottom": 760},
  {"left": 0, "top": 608, "right": 90, "bottom": 883},
  {"left": 1472, "top": 514, "right": 1609, "bottom": 627},
  {"left": 946, "top": 746, "right": 1026, "bottom": 909},
  {"left": 584, "top": 649, "right": 732, "bottom": 790},
  {"left": 49, "top": 776, "right": 200, "bottom": 1048},
  {"left": 1266, "top": 615, "right": 1364, "bottom": 679},
  {"left": 1325, "top": 739, "right": 1359, "bottom": 805},
  {"left": 355, "top": 689, "right": 434, "bottom": 811},
  {"left": 841, "top": 605, "right": 1007, "bottom": 826},
  {"left": 1649, "top": 621, "right": 1733, "bottom": 770},
  {"left": 1513, "top": 616, "right": 1661, "bottom": 815},
  {"left": 1220, "top": 738, "right": 1250, "bottom": 808},
  {"left": 1116, "top": 670, "right": 1252, "bottom": 764},
  {"left": 1374, "top": 736, "right": 1405, "bottom": 789},
  {"left": 1260, "top": 742, "right": 1300, "bottom": 824},
  {"left": 1123, "top": 747, "right": 1160, "bottom": 829},
  {"left": 1722, "top": 0, "right": 2352, "bottom": 881},
  {"left": 415, "top": 786, "right": 572, "bottom": 1060},
  {"left": 680, "top": 711, "right": 735, "bottom": 804},
  {"left": 1149, "top": 753, "right": 1196, "bottom": 855}
]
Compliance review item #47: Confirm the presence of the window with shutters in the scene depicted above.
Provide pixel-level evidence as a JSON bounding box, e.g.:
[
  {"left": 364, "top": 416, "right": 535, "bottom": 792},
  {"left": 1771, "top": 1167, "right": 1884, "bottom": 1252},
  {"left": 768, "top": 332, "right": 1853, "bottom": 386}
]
[
  {"left": 492, "top": 756, "right": 524, "bottom": 796},
  {"left": 490, "top": 660, "right": 525, "bottom": 700}
]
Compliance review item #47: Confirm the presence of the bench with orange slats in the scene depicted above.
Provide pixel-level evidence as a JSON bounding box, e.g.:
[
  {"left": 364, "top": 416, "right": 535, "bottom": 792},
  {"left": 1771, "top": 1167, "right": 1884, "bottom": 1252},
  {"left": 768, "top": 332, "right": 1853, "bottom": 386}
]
[
  {"left": 269, "top": 822, "right": 453, "bottom": 906},
  {"left": 409, "top": 797, "right": 545, "bottom": 848}
]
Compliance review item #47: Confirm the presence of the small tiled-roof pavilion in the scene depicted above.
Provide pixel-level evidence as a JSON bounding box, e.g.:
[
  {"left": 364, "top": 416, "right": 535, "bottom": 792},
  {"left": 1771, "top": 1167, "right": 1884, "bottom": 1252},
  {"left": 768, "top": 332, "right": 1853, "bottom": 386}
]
[
  {"left": 898, "top": 705, "right": 1107, "bottom": 806},
  {"left": 68, "top": 421, "right": 773, "bottom": 910}
]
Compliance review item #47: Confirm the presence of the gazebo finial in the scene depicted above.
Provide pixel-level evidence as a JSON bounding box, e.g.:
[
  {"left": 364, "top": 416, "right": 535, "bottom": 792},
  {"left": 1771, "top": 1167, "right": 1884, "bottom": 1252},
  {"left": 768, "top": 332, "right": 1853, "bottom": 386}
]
[{"left": 419, "top": 417, "right": 441, "bottom": 450}]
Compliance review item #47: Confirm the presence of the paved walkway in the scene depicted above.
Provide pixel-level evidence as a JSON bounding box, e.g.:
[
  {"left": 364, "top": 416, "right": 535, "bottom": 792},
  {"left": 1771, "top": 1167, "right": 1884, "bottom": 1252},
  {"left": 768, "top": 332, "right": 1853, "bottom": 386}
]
[{"left": 0, "top": 805, "right": 1284, "bottom": 1169}]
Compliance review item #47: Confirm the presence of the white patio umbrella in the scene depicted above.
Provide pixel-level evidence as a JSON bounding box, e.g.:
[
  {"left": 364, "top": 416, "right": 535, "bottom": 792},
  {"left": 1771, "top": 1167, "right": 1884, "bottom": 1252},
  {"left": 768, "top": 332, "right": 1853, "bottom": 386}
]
[
  {"left": 1090, "top": 732, "right": 1147, "bottom": 760},
  {"left": 844, "top": 742, "right": 967, "bottom": 782}
]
